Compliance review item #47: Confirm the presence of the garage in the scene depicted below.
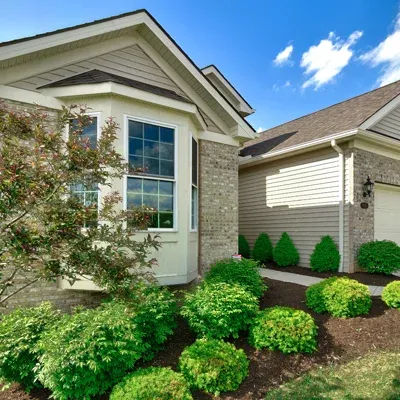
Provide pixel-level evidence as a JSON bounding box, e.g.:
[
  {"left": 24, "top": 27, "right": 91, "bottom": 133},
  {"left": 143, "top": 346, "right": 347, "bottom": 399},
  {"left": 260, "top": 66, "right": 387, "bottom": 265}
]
[{"left": 374, "top": 183, "right": 400, "bottom": 245}]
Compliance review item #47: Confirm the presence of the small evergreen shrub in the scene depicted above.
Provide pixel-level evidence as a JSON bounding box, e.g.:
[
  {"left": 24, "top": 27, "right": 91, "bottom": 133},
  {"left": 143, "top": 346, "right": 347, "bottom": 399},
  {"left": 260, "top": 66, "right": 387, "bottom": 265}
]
[
  {"left": 181, "top": 282, "right": 258, "bottom": 339},
  {"left": 110, "top": 367, "right": 193, "bottom": 400},
  {"left": 307, "top": 277, "right": 371, "bottom": 318},
  {"left": 179, "top": 339, "right": 249, "bottom": 396},
  {"left": 358, "top": 240, "right": 400, "bottom": 275},
  {"left": 252, "top": 232, "right": 273, "bottom": 263},
  {"left": 205, "top": 258, "right": 267, "bottom": 298},
  {"left": 273, "top": 232, "right": 300, "bottom": 267},
  {"left": 249, "top": 307, "right": 318, "bottom": 354},
  {"left": 238, "top": 234, "right": 251, "bottom": 258},
  {"left": 306, "top": 277, "right": 338, "bottom": 313},
  {"left": 382, "top": 281, "right": 400, "bottom": 309},
  {"left": 310, "top": 235, "right": 341, "bottom": 272},
  {"left": 0, "top": 302, "right": 60, "bottom": 390}
]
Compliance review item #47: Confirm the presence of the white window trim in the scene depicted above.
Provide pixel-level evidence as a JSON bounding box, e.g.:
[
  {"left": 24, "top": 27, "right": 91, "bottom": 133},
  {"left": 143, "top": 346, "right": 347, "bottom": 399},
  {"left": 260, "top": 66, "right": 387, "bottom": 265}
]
[
  {"left": 190, "top": 133, "right": 199, "bottom": 232},
  {"left": 123, "top": 114, "right": 178, "bottom": 233}
]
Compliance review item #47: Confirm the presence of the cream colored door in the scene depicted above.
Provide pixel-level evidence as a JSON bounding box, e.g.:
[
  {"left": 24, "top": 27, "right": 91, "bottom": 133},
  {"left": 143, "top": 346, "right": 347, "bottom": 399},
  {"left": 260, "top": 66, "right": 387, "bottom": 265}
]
[{"left": 374, "top": 184, "right": 400, "bottom": 244}]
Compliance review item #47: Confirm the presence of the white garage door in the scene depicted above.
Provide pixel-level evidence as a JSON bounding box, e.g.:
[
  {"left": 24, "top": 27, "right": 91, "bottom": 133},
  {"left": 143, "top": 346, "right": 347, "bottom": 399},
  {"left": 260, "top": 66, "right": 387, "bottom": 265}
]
[{"left": 374, "top": 184, "right": 400, "bottom": 245}]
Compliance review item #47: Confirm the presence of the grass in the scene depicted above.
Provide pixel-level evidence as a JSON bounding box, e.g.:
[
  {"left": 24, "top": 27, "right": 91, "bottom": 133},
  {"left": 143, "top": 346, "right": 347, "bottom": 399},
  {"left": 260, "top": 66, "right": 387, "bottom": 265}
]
[{"left": 265, "top": 351, "right": 400, "bottom": 400}]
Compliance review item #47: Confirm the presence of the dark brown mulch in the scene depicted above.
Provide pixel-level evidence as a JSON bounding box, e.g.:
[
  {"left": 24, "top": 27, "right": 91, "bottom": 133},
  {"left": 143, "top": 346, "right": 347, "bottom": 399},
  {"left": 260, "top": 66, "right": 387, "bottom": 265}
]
[
  {"left": 1, "top": 279, "right": 400, "bottom": 400},
  {"left": 264, "top": 263, "right": 400, "bottom": 286}
]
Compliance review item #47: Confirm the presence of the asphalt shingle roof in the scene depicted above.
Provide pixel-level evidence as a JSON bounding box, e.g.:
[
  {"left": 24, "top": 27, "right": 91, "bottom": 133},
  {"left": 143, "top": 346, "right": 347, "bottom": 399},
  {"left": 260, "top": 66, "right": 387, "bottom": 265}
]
[{"left": 241, "top": 80, "right": 400, "bottom": 157}]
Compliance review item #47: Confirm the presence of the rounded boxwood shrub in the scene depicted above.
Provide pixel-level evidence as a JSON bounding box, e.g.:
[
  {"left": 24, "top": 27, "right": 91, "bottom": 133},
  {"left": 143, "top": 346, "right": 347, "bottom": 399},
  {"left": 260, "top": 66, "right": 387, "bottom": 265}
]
[
  {"left": 110, "top": 367, "right": 193, "bottom": 400},
  {"left": 252, "top": 232, "right": 273, "bottom": 263},
  {"left": 179, "top": 339, "right": 249, "bottom": 396},
  {"left": 273, "top": 232, "right": 300, "bottom": 267},
  {"left": 181, "top": 282, "right": 258, "bottom": 339},
  {"left": 204, "top": 258, "right": 267, "bottom": 298},
  {"left": 306, "top": 276, "right": 339, "bottom": 313},
  {"left": 249, "top": 306, "right": 318, "bottom": 354},
  {"left": 358, "top": 240, "right": 400, "bottom": 275},
  {"left": 238, "top": 234, "right": 251, "bottom": 258},
  {"left": 0, "top": 302, "right": 60, "bottom": 390},
  {"left": 310, "top": 235, "right": 341, "bottom": 272},
  {"left": 382, "top": 281, "right": 400, "bottom": 309}
]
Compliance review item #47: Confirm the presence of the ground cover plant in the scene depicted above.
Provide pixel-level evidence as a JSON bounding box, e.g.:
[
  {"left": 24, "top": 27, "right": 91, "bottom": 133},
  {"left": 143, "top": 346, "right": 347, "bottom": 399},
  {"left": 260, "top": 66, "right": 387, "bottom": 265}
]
[
  {"left": 358, "top": 240, "right": 400, "bottom": 275},
  {"left": 273, "top": 232, "right": 299, "bottom": 267},
  {"left": 252, "top": 233, "right": 273, "bottom": 263},
  {"left": 238, "top": 234, "right": 251, "bottom": 258},
  {"left": 382, "top": 281, "right": 400, "bottom": 309},
  {"left": 204, "top": 258, "right": 267, "bottom": 298},
  {"left": 310, "top": 235, "right": 340, "bottom": 272}
]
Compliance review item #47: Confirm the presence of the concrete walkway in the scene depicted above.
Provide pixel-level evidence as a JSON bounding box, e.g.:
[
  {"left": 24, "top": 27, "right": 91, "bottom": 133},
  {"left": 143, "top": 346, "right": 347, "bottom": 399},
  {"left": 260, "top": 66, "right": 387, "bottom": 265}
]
[{"left": 259, "top": 268, "right": 384, "bottom": 296}]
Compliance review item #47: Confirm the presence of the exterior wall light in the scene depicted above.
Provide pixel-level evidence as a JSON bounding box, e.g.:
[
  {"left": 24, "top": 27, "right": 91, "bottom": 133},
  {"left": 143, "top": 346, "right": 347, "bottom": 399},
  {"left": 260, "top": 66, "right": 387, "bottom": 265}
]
[{"left": 363, "top": 176, "right": 374, "bottom": 198}]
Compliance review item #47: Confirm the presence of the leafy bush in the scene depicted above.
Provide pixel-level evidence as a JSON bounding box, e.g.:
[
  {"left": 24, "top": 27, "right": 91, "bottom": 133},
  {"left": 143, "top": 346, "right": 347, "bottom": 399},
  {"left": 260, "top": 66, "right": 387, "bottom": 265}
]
[
  {"left": 179, "top": 339, "right": 249, "bottom": 396},
  {"left": 204, "top": 258, "right": 267, "bottom": 298},
  {"left": 310, "top": 236, "right": 341, "bottom": 272},
  {"left": 249, "top": 306, "right": 318, "bottom": 354},
  {"left": 181, "top": 282, "right": 258, "bottom": 339},
  {"left": 37, "top": 286, "right": 177, "bottom": 399},
  {"left": 358, "top": 240, "right": 400, "bottom": 275},
  {"left": 306, "top": 277, "right": 338, "bottom": 313},
  {"left": 110, "top": 367, "right": 193, "bottom": 400},
  {"left": 306, "top": 277, "right": 371, "bottom": 318},
  {"left": 382, "top": 281, "right": 400, "bottom": 309},
  {"left": 238, "top": 234, "right": 251, "bottom": 258},
  {"left": 0, "top": 302, "right": 60, "bottom": 390},
  {"left": 273, "top": 232, "right": 300, "bottom": 267},
  {"left": 252, "top": 232, "right": 273, "bottom": 263}
]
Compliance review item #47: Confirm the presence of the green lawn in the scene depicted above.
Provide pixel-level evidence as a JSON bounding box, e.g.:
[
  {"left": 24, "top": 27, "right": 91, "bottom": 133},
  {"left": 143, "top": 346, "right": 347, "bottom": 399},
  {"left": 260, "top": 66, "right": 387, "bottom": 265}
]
[{"left": 265, "top": 351, "right": 400, "bottom": 400}]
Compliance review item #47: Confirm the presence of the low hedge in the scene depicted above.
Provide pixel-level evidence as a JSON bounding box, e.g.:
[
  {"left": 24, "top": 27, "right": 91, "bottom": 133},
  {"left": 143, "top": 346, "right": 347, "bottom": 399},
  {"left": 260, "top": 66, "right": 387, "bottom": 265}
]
[
  {"left": 238, "top": 234, "right": 251, "bottom": 258},
  {"left": 382, "top": 281, "right": 400, "bottom": 309},
  {"left": 310, "top": 236, "right": 340, "bottom": 272},
  {"left": 110, "top": 367, "right": 192, "bottom": 400},
  {"left": 358, "top": 240, "right": 400, "bottom": 275},
  {"left": 306, "top": 277, "right": 371, "bottom": 318},
  {"left": 0, "top": 302, "right": 60, "bottom": 390},
  {"left": 179, "top": 339, "right": 249, "bottom": 396},
  {"left": 252, "top": 233, "right": 273, "bottom": 263},
  {"left": 204, "top": 258, "right": 267, "bottom": 298},
  {"left": 181, "top": 282, "right": 258, "bottom": 339},
  {"left": 249, "top": 306, "right": 318, "bottom": 354},
  {"left": 273, "top": 232, "right": 299, "bottom": 267}
]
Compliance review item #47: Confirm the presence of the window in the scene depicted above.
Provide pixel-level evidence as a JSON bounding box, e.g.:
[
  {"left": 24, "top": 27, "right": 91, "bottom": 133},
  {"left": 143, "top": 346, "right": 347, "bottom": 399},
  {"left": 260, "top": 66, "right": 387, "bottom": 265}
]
[
  {"left": 191, "top": 136, "right": 198, "bottom": 231},
  {"left": 69, "top": 115, "right": 99, "bottom": 228},
  {"left": 126, "top": 119, "right": 175, "bottom": 229}
]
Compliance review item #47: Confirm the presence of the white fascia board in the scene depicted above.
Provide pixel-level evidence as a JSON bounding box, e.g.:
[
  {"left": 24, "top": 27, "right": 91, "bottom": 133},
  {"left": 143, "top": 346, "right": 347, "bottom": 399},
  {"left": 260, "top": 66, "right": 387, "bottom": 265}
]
[
  {"left": 358, "top": 128, "right": 400, "bottom": 149},
  {"left": 198, "top": 130, "right": 240, "bottom": 147},
  {"left": 239, "top": 129, "right": 359, "bottom": 168},
  {"left": 359, "top": 94, "right": 400, "bottom": 130}
]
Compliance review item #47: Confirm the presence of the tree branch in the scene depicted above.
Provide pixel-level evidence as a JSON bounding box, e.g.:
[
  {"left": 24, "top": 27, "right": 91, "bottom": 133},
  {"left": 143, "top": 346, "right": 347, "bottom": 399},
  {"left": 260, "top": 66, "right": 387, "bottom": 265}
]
[{"left": 0, "top": 277, "right": 41, "bottom": 306}]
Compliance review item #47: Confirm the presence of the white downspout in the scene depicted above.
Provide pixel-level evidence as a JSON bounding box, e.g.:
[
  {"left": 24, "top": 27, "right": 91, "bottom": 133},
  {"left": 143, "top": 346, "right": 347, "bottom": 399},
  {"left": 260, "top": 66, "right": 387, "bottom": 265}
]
[{"left": 331, "top": 140, "right": 345, "bottom": 272}]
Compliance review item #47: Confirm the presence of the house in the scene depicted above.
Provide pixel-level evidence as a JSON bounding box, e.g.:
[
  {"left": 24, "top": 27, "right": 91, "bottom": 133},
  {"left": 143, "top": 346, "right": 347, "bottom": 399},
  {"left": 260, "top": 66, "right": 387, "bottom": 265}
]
[
  {"left": 0, "top": 10, "right": 256, "bottom": 310},
  {"left": 239, "top": 80, "right": 400, "bottom": 273}
]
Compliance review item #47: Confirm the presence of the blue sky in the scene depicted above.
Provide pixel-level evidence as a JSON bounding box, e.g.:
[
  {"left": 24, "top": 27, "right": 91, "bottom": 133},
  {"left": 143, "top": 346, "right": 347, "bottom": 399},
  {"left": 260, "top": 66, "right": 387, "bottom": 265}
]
[{"left": 1, "top": 0, "right": 400, "bottom": 131}]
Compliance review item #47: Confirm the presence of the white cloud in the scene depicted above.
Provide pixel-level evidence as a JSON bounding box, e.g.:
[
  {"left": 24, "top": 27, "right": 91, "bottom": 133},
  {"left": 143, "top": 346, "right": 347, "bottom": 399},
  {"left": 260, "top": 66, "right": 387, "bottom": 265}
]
[
  {"left": 274, "top": 44, "right": 294, "bottom": 66},
  {"left": 256, "top": 127, "right": 265, "bottom": 133},
  {"left": 360, "top": 13, "right": 400, "bottom": 87},
  {"left": 301, "top": 30, "right": 363, "bottom": 90},
  {"left": 272, "top": 80, "right": 292, "bottom": 92}
]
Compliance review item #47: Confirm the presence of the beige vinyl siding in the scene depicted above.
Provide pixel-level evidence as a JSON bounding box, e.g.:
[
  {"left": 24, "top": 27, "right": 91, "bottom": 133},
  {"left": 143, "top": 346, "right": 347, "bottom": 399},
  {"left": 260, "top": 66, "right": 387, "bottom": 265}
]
[
  {"left": 198, "top": 109, "right": 222, "bottom": 133},
  {"left": 9, "top": 44, "right": 187, "bottom": 96},
  {"left": 239, "top": 148, "right": 340, "bottom": 268},
  {"left": 372, "top": 105, "right": 400, "bottom": 140}
]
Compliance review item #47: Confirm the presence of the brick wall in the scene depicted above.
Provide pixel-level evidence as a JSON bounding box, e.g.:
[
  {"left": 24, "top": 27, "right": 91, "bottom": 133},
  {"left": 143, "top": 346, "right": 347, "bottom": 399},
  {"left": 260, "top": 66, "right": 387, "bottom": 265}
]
[
  {"left": 349, "top": 148, "right": 400, "bottom": 270},
  {"left": 198, "top": 140, "right": 239, "bottom": 274},
  {"left": 0, "top": 98, "right": 106, "bottom": 313}
]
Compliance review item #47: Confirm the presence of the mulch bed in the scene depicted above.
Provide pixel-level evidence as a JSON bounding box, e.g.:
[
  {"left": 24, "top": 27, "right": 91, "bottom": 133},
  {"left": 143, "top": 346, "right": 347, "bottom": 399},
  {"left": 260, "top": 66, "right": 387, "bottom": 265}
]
[
  {"left": 1, "top": 279, "right": 400, "bottom": 400},
  {"left": 264, "top": 263, "right": 400, "bottom": 286}
]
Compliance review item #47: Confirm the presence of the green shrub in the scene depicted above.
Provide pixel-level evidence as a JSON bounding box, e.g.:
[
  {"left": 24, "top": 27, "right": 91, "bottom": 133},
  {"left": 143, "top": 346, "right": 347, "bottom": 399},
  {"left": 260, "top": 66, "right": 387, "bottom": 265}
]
[
  {"left": 238, "top": 234, "right": 251, "bottom": 258},
  {"left": 249, "top": 306, "right": 318, "bottom": 354},
  {"left": 310, "top": 236, "right": 341, "bottom": 272},
  {"left": 179, "top": 339, "right": 249, "bottom": 396},
  {"left": 358, "top": 240, "right": 400, "bottom": 275},
  {"left": 181, "top": 282, "right": 258, "bottom": 339},
  {"left": 273, "top": 232, "right": 300, "bottom": 267},
  {"left": 252, "top": 232, "right": 273, "bottom": 263},
  {"left": 382, "top": 281, "right": 400, "bottom": 309},
  {"left": 204, "top": 258, "right": 267, "bottom": 298},
  {"left": 306, "top": 277, "right": 338, "bottom": 313},
  {"left": 307, "top": 277, "right": 371, "bottom": 318},
  {"left": 37, "top": 286, "right": 177, "bottom": 400},
  {"left": 0, "top": 302, "right": 60, "bottom": 390},
  {"left": 110, "top": 367, "right": 193, "bottom": 400}
]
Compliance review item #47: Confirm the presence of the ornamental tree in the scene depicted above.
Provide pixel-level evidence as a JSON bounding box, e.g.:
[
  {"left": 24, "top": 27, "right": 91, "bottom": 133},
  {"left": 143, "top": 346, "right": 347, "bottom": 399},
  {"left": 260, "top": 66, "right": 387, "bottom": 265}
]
[{"left": 0, "top": 102, "right": 160, "bottom": 306}]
